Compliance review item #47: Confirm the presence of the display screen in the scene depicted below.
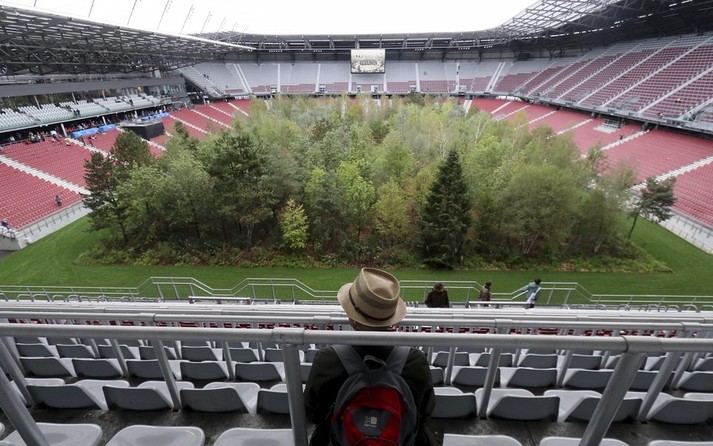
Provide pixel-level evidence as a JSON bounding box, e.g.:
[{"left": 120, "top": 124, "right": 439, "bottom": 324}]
[{"left": 351, "top": 49, "right": 385, "bottom": 74}]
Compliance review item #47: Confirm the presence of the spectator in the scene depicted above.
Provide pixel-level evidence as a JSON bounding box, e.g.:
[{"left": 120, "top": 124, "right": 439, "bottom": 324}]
[
  {"left": 522, "top": 278, "right": 542, "bottom": 309},
  {"left": 1, "top": 218, "right": 8, "bottom": 229},
  {"left": 478, "top": 281, "right": 492, "bottom": 307},
  {"left": 305, "top": 267, "right": 442, "bottom": 446},
  {"left": 55, "top": 195, "right": 62, "bottom": 207},
  {"left": 425, "top": 282, "right": 450, "bottom": 308}
]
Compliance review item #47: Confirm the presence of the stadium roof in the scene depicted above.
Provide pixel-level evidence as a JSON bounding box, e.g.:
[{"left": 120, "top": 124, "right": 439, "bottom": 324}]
[
  {"left": 1, "top": 0, "right": 713, "bottom": 74},
  {"left": 0, "top": 3, "right": 253, "bottom": 75}
]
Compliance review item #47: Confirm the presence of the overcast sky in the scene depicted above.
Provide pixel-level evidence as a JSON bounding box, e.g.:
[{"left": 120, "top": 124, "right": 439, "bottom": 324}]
[{"left": 1, "top": 0, "right": 537, "bottom": 35}]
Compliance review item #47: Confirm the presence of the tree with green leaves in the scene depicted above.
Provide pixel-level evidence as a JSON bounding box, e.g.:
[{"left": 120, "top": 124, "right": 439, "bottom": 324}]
[
  {"left": 82, "top": 152, "right": 130, "bottom": 244},
  {"left": 374, "top": 180, "right": 411, "bottom": 248},
  {"left": 627, "top": 176, "right": 676, "bottom": 242},
  {"left": 112, "top": 130, "right": 153, "bottom": 170},
  {"left": 279, "top": 199, "right": 309, "bottom": 251},
  {"left": 200, "top": 131, "right": 277, "bottom": 249},
  {"left": 497, "top": 165, "right": 578, "bottom": 258},
  {"left": 418, "top": 150, "right": 472, "bottom": 268}
]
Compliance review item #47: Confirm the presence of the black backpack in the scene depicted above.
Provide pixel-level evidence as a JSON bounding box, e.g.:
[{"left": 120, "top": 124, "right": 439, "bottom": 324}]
[{"left": 329, "top": 345, "right": 418, "bottom": 446}]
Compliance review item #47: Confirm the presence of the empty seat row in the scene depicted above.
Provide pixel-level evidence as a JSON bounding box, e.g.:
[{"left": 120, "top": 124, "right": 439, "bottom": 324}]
[
  {"left": 20, "top": 377, "right": 713, "bottom": 424},
  {"left": 18, "top": 356, "right": 286, "bottom": 382},
  {"left": 0, "top": 423, "right": 203, "bottom": 446},
  {"left": 20, "top": 378, "right": 290, "bottom": 415}
]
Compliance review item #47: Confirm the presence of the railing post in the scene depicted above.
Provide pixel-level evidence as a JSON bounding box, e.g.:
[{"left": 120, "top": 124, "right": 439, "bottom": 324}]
[
  {"left": 0, "top": 337, "right": 32, "bottom": 404},
  {"left": 638, "top": 350, "right": 682, "bottom": 420},
  {"left": 0, "top": 342, "right": 49, "bottom": 446},
  {"left": 221, "top": 341, "right": 235, "bottom": 380},
  {"left": 477, "top": 347, "right": 501, "bottom": 419},
  {"left": 152, "top": 339, "right": 181, "bottom": 410},
  {"left": 443, "top": 345, "right": 457, "bottom": 386},
  {"left": 580, "top": 351, "right": 645, "bottom": 446},
  {"left": 283, "top": 343, "right": 308, "bottom": 446},
  {"left": 109, "top": 338, "right": 130, "bottom": 378}
]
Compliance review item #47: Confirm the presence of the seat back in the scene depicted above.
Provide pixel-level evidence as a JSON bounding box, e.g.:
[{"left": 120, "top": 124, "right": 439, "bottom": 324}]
[
  {"left": 490, "top": 395, "right": 559, "bottom": 421},
  {"left": 3, "top": 422, "right": 102, "bottom": 446},
  {"left": 20, "top": 357, "right": 74, "bottom": 377},
  {"left": 180, "top": 361, "right": 228, "bottom": 380},
  {"left": 257, "top": 387, "right": 290, "bottom": 414},
  {"left": 27, "top": 384, "right": 102, "bottom": 410},
  {"left": 16, "top": 343, "right": 55, "bottom": 358},
  {"left": 106, "top": 425, "right": 204, "bottom": 446},
  {"left": 103, "top": 386, "right": 173, "bottom": 411},
  {"left": 72, "top": 359, "right": 122, "bottom": 378},
  {"left": 213, "top": 428, "right": 293, "bottom": 446},
  {"left": 57, "top": 344, "right": 95, "bottom": 359}
]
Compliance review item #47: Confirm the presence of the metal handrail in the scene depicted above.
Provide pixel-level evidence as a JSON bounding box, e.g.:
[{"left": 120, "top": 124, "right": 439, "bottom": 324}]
[
  {"left": 0, "top": 322, "right": 712, "bottom": 446},
  {"left": 1, "top": 277, "right": 712, "bottom": 309}
]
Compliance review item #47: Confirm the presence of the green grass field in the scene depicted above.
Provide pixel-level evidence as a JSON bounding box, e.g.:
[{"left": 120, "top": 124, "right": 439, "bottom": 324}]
[{"left": 0, "top": 217, "right": 711, "bottom": 299}]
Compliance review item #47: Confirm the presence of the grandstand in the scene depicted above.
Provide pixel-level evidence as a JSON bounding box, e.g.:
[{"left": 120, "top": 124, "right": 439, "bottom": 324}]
[
  {"left": 1, "top": 1, "right": 713, "bottom": 444},
  {"left": 0, "top": 1, "right": 710, "bottom": 252}
]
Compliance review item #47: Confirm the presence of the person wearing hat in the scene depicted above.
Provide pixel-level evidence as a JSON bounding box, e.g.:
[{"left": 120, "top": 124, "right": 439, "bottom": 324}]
[
  {"left": 425, "top": 282, "right": 450, "bottom": 308},
  {"left": 304, "top": 267, "right": 442, "bottom": 446}
]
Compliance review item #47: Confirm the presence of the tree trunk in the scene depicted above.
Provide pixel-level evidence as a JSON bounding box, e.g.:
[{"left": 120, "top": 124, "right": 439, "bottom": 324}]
[{"left": 627, "top": 212, "right": 640, "bottom": 242}]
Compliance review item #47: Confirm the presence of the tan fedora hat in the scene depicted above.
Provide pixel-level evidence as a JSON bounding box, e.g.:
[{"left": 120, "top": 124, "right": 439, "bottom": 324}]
[{"left": 337, "top": 268, "right": 406, "bottom": 328}]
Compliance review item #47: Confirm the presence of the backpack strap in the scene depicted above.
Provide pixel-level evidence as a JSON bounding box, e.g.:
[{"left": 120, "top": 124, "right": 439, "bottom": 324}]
[
  {"left": 332, "top": 344, "right": 368, "bottom": 375},
  {"left": 384, "top": 345, "right": 410, "bottom": 375},
  {"left": 333, "top": 344, "right": 410, "bottom": 375}
]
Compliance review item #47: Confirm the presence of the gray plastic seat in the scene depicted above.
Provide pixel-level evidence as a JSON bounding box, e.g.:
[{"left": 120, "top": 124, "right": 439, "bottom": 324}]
[
  {"left": 103, "top": 381, "right": 194, "bottom": 410},
  {"left": 430, "top": 365, "right": 444, "bottom": 385},
  {"left": 649, "top": 441, "right": 713, "bottom": 446},
  {"left": 433, "top": 387, "right": 477, "bottom": 418},
  {"left": 451, "top": 366, "right": 496, "bottom": 386},
  {"left": 181, "top": 346, "right": 221, "bottom": 361},
  {"left": 540, "top": 437, "right": 629, "bottom": 446},
  {"left": 97, "top": 344, "right": 137, "bottom": 359},
  {"left": 235, "top": 362, "right": 284, "bottom": 382},
  {"left": 562, "top": 369, "right": 613, "bottom": 389},
  {"left": 544, "top": 389, "right": 641, "bottom": 422},
  {"left": 20, "top": 357, "right": 75, "bottom": 378},
  {"left": 126, "top": 359, "right": 182, "bottom": 379},
  {"left": 677, "top": 371, "right": 713, "bottom": 391},
  {"left": 139, "top": 345, "right": 177, "bottom": 360},
  {"left": 15, "top": 343, "right": 57, "bottom": 358},
  {"left": 56, "top": 344, "right": 94, "bottom": 358},
  {"left": 214, "top": 428, "right": 293, "bottom": 446},
  {"left": 180, "top": 361, "right": 229, "bottom": 380},
  {"left": 444, "top": 434, "right": 523, "bottom": 446},
  {"left": 181, "top": 382, "right": 259, "bottom": 414},
  {"left": 518, "top": 354, "right": 558, "bottom": 368},
  {"left": 72, "top": 358, "right": 122, "bottom": 378},
  {"left": 432, "top": 351, "right": 470, "bottom": 367},
  {"left": 631, "top": 370, "right": 670, "bottom": 391},
  {"left": 644, "top": 393, "right": 713, "bottom": 424},
  {"left": 693, "top": 357, "right": 713, "bottom": 371},
  {"left": 500, "top": 367, "right": 557, "bottom": 388},
  {"left": 257, "top": 383, "right": 292, "bottom": 414},
  {"left": 471, "top": 353, "right": 513, "bottom": 367},
  {"left": 28, "top": 379, "right": 129, "bottom": 411},
  {"left": 228, "top": 348, "right": 259, "bottom": 363},
  {"left": 567, "top": 354, "right": 602, "bottom": 370},
  {"left": 476, "top": 388, "right": 558, "bottom": 421},
  {"left": 2, "top": 422, "right": 102, "bottom": 446},
  {"left": 106, "top": 425, "right": 204, "bottom": 446}
]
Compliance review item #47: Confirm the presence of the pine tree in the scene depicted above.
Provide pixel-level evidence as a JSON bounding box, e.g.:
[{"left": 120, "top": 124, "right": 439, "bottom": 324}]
[
  {"left": 82, "top": 152, "right": 129, "bottom": 243},
  {"left": 418, "top": 150, "right": 472, "bottom": 268},
  {"left": 627, "top": 176, "right": 676, "bottom": 242}
]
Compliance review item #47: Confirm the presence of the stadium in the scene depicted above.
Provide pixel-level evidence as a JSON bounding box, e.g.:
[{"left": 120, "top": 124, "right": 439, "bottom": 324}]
[{"left": 0, "top": 0, "right": 713, "bottom": 445}]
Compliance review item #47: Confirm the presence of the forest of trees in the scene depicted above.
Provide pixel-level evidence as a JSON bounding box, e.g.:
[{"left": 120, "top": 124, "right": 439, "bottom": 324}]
[{"left": 82, "top": 95, "right": 668, "bottom": 269}]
